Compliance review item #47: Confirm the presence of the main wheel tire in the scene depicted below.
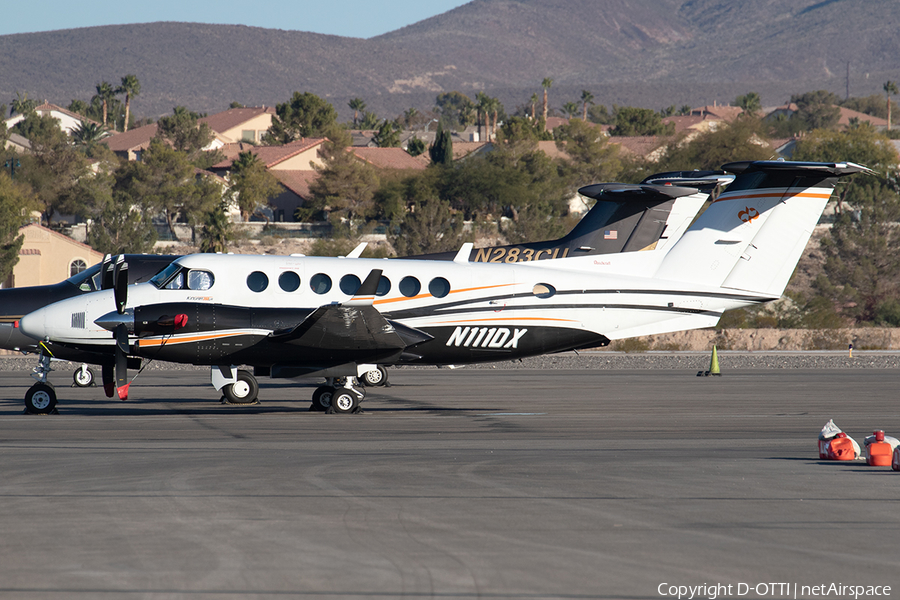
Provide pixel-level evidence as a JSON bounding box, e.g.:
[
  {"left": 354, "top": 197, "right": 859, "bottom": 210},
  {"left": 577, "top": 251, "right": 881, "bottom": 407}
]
[
  {"left": 223, "top": 370, "right": 259, "bottom": 404},
  {"left": 311, "top": 386, "right": 333, "bottom": 411},
  {"left": 25, "top": 383, "right": 57, "bottom": 414},
  {"left": 361, "top": 366, "right": 388, "bottom": 387},
  {"left": 73, "top": 366, "right": 94, "bottom": 387},
  {"left": 331, "top": 389, "right": 359, "bottom": 414}
]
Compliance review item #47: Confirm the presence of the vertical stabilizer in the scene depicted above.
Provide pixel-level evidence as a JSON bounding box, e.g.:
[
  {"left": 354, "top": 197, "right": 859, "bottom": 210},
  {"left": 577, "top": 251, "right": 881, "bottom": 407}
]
[{"left": 655, "top": 161, "right": 872, "bottom": 297}]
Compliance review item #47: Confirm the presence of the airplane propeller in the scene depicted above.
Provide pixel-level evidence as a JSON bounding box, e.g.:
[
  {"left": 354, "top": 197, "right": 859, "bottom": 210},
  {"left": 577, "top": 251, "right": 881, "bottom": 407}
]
[{"left": 99, "top": 255, "right": 131, "bottom": 400}]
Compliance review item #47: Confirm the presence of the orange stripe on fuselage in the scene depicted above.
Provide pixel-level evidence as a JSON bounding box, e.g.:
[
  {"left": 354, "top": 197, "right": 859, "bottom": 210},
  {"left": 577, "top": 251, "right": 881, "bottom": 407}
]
[
  {"left": 373, "top": 283, "right": 517, "bottom": 305},
  {"left": 136, "top": 330, "right": 252, "bottom": 348}
]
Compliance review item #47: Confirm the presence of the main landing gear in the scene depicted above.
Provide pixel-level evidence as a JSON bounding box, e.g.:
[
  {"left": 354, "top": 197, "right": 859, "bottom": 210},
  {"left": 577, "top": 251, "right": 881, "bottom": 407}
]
[
  {"left": 361, "top": 365, "right": 389, "bottom": 387},
  {"left": 310, "top": 377, "right": 366, "bottom": 414}
]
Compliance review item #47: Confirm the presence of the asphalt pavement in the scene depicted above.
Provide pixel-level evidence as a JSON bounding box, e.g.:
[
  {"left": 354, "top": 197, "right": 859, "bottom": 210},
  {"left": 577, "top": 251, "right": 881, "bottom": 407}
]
[{"left": 0, "top": 363, "right": 898, "bottom": 599}]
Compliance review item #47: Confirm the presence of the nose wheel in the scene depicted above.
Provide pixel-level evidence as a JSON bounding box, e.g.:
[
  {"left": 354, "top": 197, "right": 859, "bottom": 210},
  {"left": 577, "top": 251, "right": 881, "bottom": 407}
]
[
  {"left": 25, "top": 382, "right": 57, "bottom": 414},
  {"left": 73, "top": 365, "right": 95, "bottom": 387},
  {"left": 222, "top": 369, "right": 259, "bottom": 404}
]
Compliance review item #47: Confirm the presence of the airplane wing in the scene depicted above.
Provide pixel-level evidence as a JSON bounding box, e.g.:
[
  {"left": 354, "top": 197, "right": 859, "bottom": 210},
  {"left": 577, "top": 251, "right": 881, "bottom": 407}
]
[{"left": 269, "top": 269, "right": 433, "bottom": 351}]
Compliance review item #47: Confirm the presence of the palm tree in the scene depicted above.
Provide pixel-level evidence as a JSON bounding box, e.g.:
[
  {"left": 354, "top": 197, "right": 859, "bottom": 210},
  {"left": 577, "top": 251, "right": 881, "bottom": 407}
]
[
  {"left": 476, "top": 91, "right": 490, "bottom": 141},
  {"left": 71, "top": 121, "right": 109, "bottom": 147},
  {"left": 490, "top": 97, "right": 502, "bottom": 141},
  {"left": 562, "top": 101, "right": 580, "bottom": 119},
  {"left": 348, "top": 98, "right": 366, "bottom": 128},
  {"left": 580, "top": 90, "right": 594, "bottom": 121},
  {"left": 541, "top": 78, "right": 553, "bottom": 126},
  {"left": 530, "top": 93, "right": 539, "bottom": 120},
  {"left": 118, "top": 74, "right": 141, "bottom": 132},
  {"left": 95, "top": 81, "right": 116, "bottom": 127},
  {"left": 884, "top": 81, "right": 898, "bottom": 130}
]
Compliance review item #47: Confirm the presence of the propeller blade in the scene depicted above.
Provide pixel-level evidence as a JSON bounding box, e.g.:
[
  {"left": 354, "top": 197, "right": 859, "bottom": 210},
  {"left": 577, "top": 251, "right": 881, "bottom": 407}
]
[
  {"left": 115, "top": 322, "right": 130, "bottom": 400},
  {"left": 100, "top": 254, "right": 113, "bottom": 290},
  {"left": 102, "top": 363, "right": 114, "bottom": 398},
  {"left": 113, "top": 259, "right": 129, "bottom": 315}
]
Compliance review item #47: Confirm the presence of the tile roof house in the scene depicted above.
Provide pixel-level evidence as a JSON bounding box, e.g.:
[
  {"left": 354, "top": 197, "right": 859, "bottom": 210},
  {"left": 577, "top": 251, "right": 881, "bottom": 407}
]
[
  {"left": 348, "top": 147, "right": 428, "bottom": 171},
  {"left": 199, "top": 107, "right": 275, "bottom": 144},
  {"left": 5, "top": 102, "right": 100, "bottom": 137},
  {"left": 102, "top": 123, "right": 158, "bottom": 161}
]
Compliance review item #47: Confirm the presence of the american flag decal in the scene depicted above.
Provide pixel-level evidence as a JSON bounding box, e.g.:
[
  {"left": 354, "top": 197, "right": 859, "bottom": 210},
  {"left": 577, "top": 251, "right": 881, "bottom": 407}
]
[{"left": 604, "top": 230, "right": 617, "bottom": 240}]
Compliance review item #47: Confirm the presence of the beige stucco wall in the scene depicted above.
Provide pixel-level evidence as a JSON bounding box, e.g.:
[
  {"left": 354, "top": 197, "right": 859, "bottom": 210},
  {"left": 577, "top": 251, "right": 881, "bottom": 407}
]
[
  {"left": 269, "top": 146, "right": 325, "bottom": 171},
  {"left": 220, "top": 113, "right": 275, "bottom": 144},
  {"left": 10, "top": 224, "right": 103, "bottom": 288}
]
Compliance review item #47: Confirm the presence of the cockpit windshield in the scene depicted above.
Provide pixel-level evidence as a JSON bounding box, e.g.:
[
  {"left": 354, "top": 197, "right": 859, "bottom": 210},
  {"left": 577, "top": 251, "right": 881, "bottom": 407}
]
[
  {"left": 65, "top": 263, "right": 103, "bottom": 292},
  {"left": 150, "top": 263, "right": 184, "bottom": 289},
  {"left": 149, "top": 263, "right": 215, "bottom": 291}
]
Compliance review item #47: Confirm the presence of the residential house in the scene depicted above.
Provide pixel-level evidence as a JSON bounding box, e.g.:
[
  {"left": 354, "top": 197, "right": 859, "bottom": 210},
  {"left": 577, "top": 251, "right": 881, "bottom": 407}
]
[
  {"left": 200, "top": 107, "right": 275, "bottom": 144},
  {"left": 5, "top": 102, "right": 100, "bottom": 137},
  {"left": 103, "top": 122, "right": 228, "bottom": 162},
  {"left": 211, "top": 138, "right": 329, "bottom": 222},
  {"left": 4, "top": 223, "right": 103, "bottom": 288}
]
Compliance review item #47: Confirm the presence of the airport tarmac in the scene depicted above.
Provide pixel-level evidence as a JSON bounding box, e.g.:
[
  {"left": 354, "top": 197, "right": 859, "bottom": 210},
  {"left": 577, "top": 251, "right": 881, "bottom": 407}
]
[{"left": 0, "top": 365, "right": 898, "bottom": 599}]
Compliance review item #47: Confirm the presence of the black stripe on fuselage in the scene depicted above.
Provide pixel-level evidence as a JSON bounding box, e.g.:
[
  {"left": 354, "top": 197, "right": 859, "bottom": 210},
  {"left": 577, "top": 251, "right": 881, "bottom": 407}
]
[{"left": 381, "top": 289, "right": 774, "bottom": 321}]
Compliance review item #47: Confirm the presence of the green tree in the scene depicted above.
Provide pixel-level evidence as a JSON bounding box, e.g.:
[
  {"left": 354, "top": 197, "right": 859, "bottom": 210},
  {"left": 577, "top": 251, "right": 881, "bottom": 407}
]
[
  {"left": 580, "top": 90, "right": 594, "bottom": 121},
  {"left": 0, "top": 174, "right": 35, "bottom": 282},
  {"left": 434, "top": 91, "right": 474, "bottom": 131},
  {"left": 70, "top": 121, "right": 109, "bottom": 148},
  {"left": 793, "top": 126, "right": 900, "bottom": 324},
  {"left": 391, "top": 197, "right": 466, "bottom": 256},
  {"left": 884, "top": 81, "right": 898, "bottom": 130},
  {"left": 530, "top": 93, "right": 539, "bottom": 120},
  {"left": 10, "top": 92, "right": 37, "bottom": 117},
  {"left": 609, "top": 107, "right": 675, "bottom": 137},
  {"left": 308, "top": 144, "right": 380, "bottom": 235},
  {"left": 541, "top": 78, "right": 553, "bottom": 124},
  {"left": 561, "top": 101, "right": 580, "bottom": 119},
  {"left": 15, "top": 112, "right": 89, "bottom": 225},
  {"left": 406, "top": 137, "right": 426, "bottom": 157},
  {"left": 587, "top": 104, "right": 614, "bottom": 125},
  {"left": 95, "top": 81, "right": 117, "bottom": 128},
  {"left": 118, "top": 74, "right": 141, "bottom": 133},
  {"left": 198, "top": 201, "right": 233, "bottom": 253},
  {"left": 156, "top": 106, "right": 221, "bottom": 167},
  {"left": 429, "top": 122, "right": 453, "bottom": 165},
  {"left": 348, "top": 98, "right": 366, "bottom": 127},
  {"left": 790, "top": 90, "right": 841, "bottom": 131},
  {"left": 554, "top": 118, "right": 622, "bottom": 186},
  {"left": 372, "top": 119, "right": 401, "bottom": 148},
  {"left": 86, "top": 188, "right": 158, "bottom": 255},
  {"left": 263, "top": 91, "right": 340, "bottom": 144},
  {"left": 229, "top": 151, "right": 282, "bottom": 222},
  {"left": 653, "top": 117, "right": 772, "bottom": 172},
  {"left": 734, "top": 92, "right": 762, "bottom": 115}
]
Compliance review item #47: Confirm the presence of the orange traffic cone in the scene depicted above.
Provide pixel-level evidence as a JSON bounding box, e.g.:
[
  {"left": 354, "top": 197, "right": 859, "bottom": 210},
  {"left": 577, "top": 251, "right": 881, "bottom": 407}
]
[{"left": 866, "top": 430, "right": 893, "bottom": 466}]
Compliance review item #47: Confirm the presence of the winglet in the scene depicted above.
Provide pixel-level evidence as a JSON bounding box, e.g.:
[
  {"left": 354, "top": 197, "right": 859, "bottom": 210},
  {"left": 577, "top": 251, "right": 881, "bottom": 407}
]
[
  {"left": 453, "top": 243, "right": 473, "bottom": 263},
  {"left": 345, "top": 269, "right": 382, "bottom": 307},
  {"left": 345, "top": 242, "right": 367, "bottom": 258}
]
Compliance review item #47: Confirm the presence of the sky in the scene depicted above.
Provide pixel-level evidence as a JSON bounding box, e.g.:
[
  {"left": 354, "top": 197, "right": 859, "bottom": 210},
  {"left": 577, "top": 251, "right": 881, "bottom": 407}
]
[{"left": 1, "top": 0, "right": 472, "bottom": 38}]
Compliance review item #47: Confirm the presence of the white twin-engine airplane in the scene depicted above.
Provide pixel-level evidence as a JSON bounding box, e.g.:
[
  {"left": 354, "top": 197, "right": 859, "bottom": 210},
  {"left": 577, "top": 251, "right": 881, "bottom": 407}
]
[{"left": 20, "top": 160, "right": 871, "bottom": 414}]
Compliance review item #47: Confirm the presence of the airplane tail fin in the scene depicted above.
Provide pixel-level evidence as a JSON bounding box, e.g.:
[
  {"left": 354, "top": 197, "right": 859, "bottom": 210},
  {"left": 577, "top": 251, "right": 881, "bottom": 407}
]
[{"left": 654, "top": 161, "right": 873, "bottom": 297}]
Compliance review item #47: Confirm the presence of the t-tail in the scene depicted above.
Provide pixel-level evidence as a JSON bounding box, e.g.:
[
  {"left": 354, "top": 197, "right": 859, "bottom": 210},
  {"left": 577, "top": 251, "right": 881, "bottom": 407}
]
[
  {"left": 408, "top": 170, "right": 733, "bottom": 263},
  {"left": 655, "top": 161, "right": 873, "bottom": 298}
]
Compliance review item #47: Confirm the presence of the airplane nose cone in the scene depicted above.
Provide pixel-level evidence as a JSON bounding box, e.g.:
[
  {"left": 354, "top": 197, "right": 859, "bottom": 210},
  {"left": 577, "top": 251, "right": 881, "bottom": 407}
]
[
  {"left": 95, "top": 309, "right": 134, "bottom": 333},
  {"left": 19, "top": 309, "right": 46, "bottom": 341}
]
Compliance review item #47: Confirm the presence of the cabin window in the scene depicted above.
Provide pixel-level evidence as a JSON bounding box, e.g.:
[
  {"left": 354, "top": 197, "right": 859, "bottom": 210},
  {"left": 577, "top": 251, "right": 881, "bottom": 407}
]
[
  {"left": 188, "top": 270, "right": 214, "bottom": 290},
  {"left": 376, "top": 276, "right": 391, "bottom": 297},
  {"left": 399, "top": 276, "right": 421, "bottom": 297},
  {"left": 165, "top": 272, "right": 185, "bottom": 290},
  {"left": 340, "top": 274, "right": 361, "bottom": 295},
  {"left": 278, "top": 271, "right": 301, "bottom": 292},
  {"left": 533, "top": 283, "right": 556, "bottom": 298},
  {"left": 429, "top": 277, "right": 450, "bottom": 298},
  {"left": 247, "top": 271, "right": 269, "bottom": 293},
  {"left": 69, "top": 259, "right": 87, "bottom": 278},
  {"left": 310, "top": 273, "right": 332, "bottom": 294}
]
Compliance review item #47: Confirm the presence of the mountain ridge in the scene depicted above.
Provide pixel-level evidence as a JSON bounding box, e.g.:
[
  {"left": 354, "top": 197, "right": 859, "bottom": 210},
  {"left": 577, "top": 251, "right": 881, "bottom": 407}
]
[{"left": 1, "top": 0, "right": 896, "bottom": 121}]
